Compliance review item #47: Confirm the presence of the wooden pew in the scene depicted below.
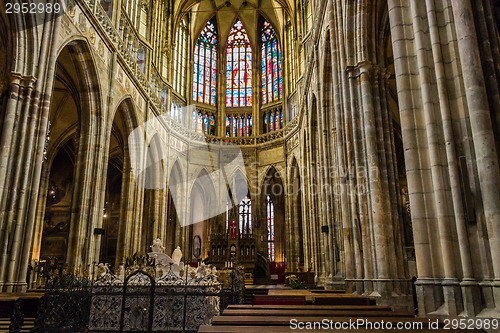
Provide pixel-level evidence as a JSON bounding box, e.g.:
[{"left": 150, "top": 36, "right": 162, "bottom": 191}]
[
  {"left": 252, "top": 295, "right": 305, "bottom": 305},
  {"left": 313, "top": 295, "right": 376, "bottom": 305},
  {"left": 222, "top": 309, "right": 413, "bottom": 317},
  {"left": 227, "top": 304, "right": 393, "bottom": 311}
]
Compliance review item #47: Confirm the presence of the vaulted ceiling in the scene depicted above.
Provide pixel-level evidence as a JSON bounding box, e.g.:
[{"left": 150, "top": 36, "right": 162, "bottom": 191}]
[{"left": 174, "top": 0, "right": 292, "bottom": 47}]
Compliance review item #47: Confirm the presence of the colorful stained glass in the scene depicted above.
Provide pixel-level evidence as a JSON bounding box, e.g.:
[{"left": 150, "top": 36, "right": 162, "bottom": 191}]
[
  {"left": 192, "top": 111, "right": 197, "bottom": 131},
  {"left": 204, "top": 114, "right": 209, "bottom": 133},
  {"left": 267, "top": 195, "right": 275, "bottom": 261},
  {"left": 173, "top": 19, "right": 188, "bottom": 95},
  {"left": 210, "top": 115, "right": 215, "bottom": 135},
  {"left": 193, "top": 18, "right": 217, "bottom": 106},
  {"left": 262, "top": 21, "right": 282, "bottom": 104},
  {"left": 226, "top": 19, "right": 252, "bottom": 107},
  {"left": 197, "top": 112, "right": 203, "bottom": 132}
]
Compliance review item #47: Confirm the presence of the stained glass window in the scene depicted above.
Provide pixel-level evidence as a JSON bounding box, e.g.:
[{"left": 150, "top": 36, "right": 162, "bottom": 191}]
[
  {"left": 267, "top": 195, "right": 275, "bottom": 261},
  {"left": 225, "top": 115, "right": 253, "bottom": 137},
  {"left": 263, "top": 109, "right": 284, "bottom": 133},
  {"left": 226, "top": 19, "right": 252, "bottom": 107},
  {"left": 226, "top": 199, "right": 230, "bottom": 230},
  {"left": 170, "top": 101, "right": 181, "bottom": 122},
  {"left": 209, "top": 115, "right": 215, "bottom": 135},
  {"left": 193, "top": 18, "right": 217, "bottom": 105},
  {"left": 174, "top": 18, "right": 188, "bottom": 95},
  {"left": 192, "top": 111, "right": 197, "bottom": 131},
  {"left": 238, "top": 194, "right": 252, "bottom": 234},
  {"left": 261, "top": 21, "right": 282, "bottom": 104},
  {"left": 286, "top": 20, "right": 296, "bottom": 90},
  {"left": 197, "top": 112, "right": 203, "bottom": 132},
  {"left": 204, "top": 114, "right": 209, "bottom": 133},
  {"left": 226, "top": 194, "right": 252, "bottom": 234}
]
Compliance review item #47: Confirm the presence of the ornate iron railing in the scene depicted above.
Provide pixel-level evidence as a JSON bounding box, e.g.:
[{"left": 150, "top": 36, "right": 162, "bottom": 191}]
[{"left": 32, "top": 255, "right": 244, "bottom": 332}]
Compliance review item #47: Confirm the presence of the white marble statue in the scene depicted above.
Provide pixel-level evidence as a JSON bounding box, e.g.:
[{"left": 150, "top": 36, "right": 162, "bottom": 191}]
[
  {"left": 172, "top": 246, "right": 182, "bottom": 265},
  {"left": 150, "top": 238, "right": 165, "bottom": 253}
]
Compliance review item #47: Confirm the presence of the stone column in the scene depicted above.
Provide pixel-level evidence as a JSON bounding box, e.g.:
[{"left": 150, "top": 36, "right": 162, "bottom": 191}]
[
  {"left": 0, "top": 10, "right": 61, "bottom": 291},
  {"left": 452, "top": 0, "right": 500, "bottom": 312}
]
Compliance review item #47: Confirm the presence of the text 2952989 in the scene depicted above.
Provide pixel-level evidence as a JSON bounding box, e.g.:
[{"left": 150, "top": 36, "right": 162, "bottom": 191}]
[{"left": 5, "top": 1, "right": 62, "bottom": 15}]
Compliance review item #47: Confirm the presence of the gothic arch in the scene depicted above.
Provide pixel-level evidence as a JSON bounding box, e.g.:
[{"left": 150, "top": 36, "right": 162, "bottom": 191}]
[
  {"left": 189, "top": 168, "right": 217, "bottom": 259},
  {"left": 32, "top": 38, "right": 104, "bottom": 264},
  {"left": 261, "top": 166, "right": 285, "bottom": 263},
  {"left": 230, "top": 168, "right": 251, "bottom": 204},
  {"left": 108, "top": 98, "right": 143, "bottom": 264},
  {"left": 260, "top": 165, "right": 284, "bottom": 191},
  {"left": 2, "top": 0, "right": 39, "bottom": 76},
  {"left": 55, "top": 39, "right": 104, "bottom": 130},
  {"left": 0, "top": 4, "right": 13, "bottom": 106},
  {"left": 166, "top": 160, "right": 184, "bottom": 254},
  {"left": 141, "top": 132, "right": 168, "bottom": 249},
  {"left": 59, "top": 40, "right": 105, "bottom": 269}
]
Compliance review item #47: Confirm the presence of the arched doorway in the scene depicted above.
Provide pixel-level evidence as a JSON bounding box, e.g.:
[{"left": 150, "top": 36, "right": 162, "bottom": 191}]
[
  {"left": 289, "top": 158, "right": 304, "bottom": 272},
  {"left": 189, "top": 169, "right": 216, "bottom": 261},
  {"left": 262, "top": 167, "right": 285, "bottom": 283},
  {"left": 101, "top": 159, "right": 121, "bottom": 265},
  {"left": 38, "top": 142, "right": 76, "bottom": 262},
  {"left": 108, "top": 98, "right": 140, "bottom": 266},
  {"left": 32, "top": 44, "right": 86, "bottom": 266},
  {"left": 166, "top": 161, "right": 183, "bottom": 255}
]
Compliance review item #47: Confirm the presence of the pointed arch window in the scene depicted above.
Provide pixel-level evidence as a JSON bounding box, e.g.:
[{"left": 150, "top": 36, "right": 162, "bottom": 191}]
[
  {"left": 193, "top": 18, "right": 217, "bottom": 105},
  {"left": 261, "top": 21, "right": 282, "bottom": 104},
  {"left": 226, "top": 19, "right": 253, "bottom": 107},
  {"left": 239, "top": 194, "right": 252, "bottom": 234},
  {"left": 174, "top": 18, "right": 188, "bottom": 96},
  {"left": 266, "top": 195, "right": 275, "bottom": 261},
  {"left": 225, "top": 193, "right": 252, "bottom": 235}
]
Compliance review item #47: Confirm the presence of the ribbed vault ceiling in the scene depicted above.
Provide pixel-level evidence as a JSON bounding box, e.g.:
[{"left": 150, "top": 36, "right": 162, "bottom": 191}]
[{"left": 175, "top": 0, "right": 291, "bottom": 47}]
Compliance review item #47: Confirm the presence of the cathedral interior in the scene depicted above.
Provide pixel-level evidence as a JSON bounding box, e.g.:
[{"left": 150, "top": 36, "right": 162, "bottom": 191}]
[{"left": 1, "top": 0, "right": 500, "bottom": 326}]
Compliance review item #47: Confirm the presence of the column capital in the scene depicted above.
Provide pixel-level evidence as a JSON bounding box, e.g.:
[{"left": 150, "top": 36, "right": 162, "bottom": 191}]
[
  {"left": 9, "top": 72, "right": 36, "bottom": 87},
  {"left": 345, "top": 61, "right": 372, "bottom": 79}
]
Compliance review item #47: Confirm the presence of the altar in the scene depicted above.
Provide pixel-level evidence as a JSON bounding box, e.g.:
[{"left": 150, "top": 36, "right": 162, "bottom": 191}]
[{"left": 208, "top": 221, "right": 257, "bottom": 284}]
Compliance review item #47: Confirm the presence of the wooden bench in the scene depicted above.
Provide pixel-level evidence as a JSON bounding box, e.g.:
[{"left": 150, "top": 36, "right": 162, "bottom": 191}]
[
  {"left": 227, "top": 304, "right": 393, "bottom": 311},
  {"left": 0, "top": 293, "right": 43, "bottom": 318},
  {"left": 252, "top": 295, "right": 305, "bottom": 305},
  {"left": 313, "top": 295, "right": 376, "bottom": 306},
  {"left": 222, "top": 309, "right": 413, "bottom": 317},
  {"left": 310, "top": 289, "right": 346, "bottom": 294}
]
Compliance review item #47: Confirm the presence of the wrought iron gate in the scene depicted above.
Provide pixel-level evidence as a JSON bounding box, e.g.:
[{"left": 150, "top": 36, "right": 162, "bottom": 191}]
[{"left": 36, "top": 256, "right": 244, "bottom": 332}]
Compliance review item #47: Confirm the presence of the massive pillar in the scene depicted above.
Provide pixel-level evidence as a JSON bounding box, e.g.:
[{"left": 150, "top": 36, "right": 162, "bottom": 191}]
[
  {"left": 0, "top": 11, "right": 61, "bottom": 292},
  {"left": 388, "top": 0, "right": 500, "bottom": 317}
]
